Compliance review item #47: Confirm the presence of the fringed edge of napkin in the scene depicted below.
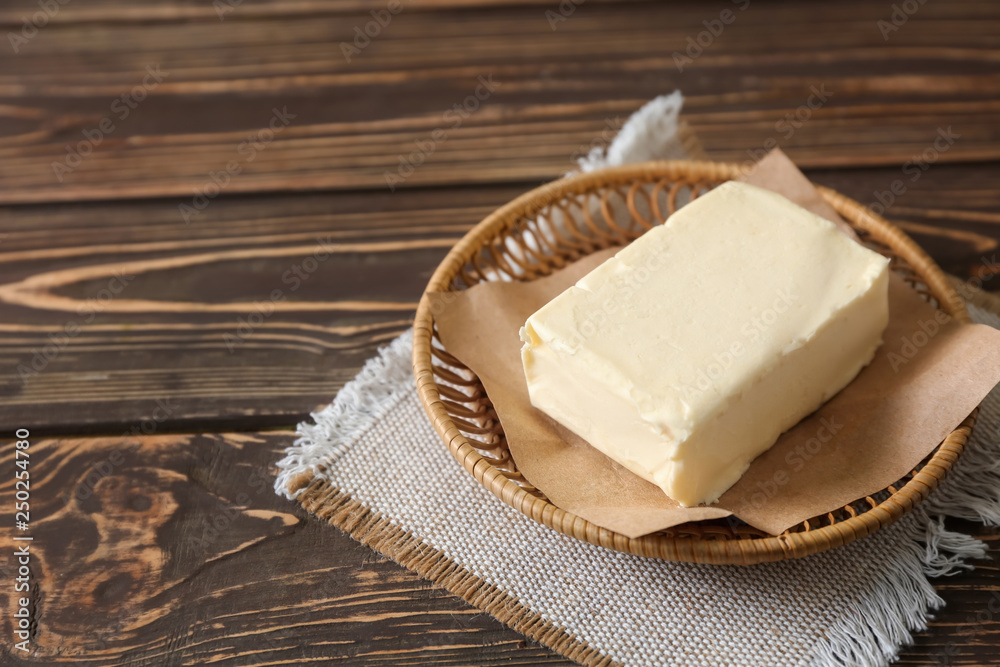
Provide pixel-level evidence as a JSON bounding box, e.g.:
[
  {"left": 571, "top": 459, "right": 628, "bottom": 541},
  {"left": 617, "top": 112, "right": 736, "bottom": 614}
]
[
  {"left": 284, "top": 486, "right": 617, "bottom": 666},
  {"left": 809, "top": 299, "right": 1000, "bottom": 666},
  {"left": 275, "top": 301, "right": 1000, "bottom": 667},
  {"left": 576, "top": 92, "right": 705, "bottom": 173},
  {"left": 275, "top": 330, "right": 619, "bottom": 667},
  {"left": 272, "top": 85, "right": 1000, "bottom": 664},
  {"left": 808, "top": 506, "right": 988, "bottom": 667}
]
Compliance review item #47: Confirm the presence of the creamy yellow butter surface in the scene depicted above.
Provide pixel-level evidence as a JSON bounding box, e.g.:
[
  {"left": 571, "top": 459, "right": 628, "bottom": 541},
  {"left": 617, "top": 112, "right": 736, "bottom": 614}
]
[{"left": 519, "top": 181, "right": 890, "bottom": 506}]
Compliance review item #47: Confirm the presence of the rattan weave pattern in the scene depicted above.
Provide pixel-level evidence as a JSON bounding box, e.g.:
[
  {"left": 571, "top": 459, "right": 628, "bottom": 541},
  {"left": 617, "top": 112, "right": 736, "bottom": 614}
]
[{"left": 412, "top": 160, "right": 975, "bottom": 565}]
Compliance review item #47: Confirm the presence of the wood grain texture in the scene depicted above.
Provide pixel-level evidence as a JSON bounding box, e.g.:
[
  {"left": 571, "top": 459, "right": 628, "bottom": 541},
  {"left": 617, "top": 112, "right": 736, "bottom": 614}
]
[
  {"left": 0, "top": 433, "right": 575, "bottom": 666},
  {"left": 0, "top": 0, "right": 634, "bottom": 25},
  {"left": 0, "top": 1, "right": 999, "bottom": 203},
  {"left": 1, "top": 166, "right": 998, "bottom": 434},
  {"left": 2, "top": 0, "right": 1000, "bottom": 664},
  {"left": 1, "top": 431, "right": 999, "bottom": 666},
  {"left": 0, "top": 184, "right": 520, "bottom": 433}
]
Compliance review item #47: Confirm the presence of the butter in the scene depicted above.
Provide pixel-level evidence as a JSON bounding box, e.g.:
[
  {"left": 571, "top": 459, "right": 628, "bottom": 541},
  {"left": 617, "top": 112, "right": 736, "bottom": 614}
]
[{"left": 519, "top": 181, "right": 890, "bottom": 506}]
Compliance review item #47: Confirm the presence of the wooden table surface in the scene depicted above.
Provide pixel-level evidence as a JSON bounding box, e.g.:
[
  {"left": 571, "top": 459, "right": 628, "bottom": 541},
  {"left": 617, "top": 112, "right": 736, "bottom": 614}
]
[{"left": 2, "top": 0, "right": 1000, "bottom": 664}]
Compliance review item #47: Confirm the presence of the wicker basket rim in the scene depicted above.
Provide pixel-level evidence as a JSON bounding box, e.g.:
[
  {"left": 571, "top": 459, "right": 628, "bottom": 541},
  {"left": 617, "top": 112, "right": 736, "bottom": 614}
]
[{"left": 412, "top": 159, "right": 973, "bottom": 565}]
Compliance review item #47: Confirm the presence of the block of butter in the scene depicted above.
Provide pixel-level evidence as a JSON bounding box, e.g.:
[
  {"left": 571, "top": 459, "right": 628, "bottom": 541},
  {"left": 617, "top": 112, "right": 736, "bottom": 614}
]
[{"left": 519, "top": 181, "right": 890, "bottom": 506}]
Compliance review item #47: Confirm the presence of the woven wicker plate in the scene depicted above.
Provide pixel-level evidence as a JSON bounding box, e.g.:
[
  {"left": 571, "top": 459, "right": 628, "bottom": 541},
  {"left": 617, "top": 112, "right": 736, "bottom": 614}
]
[{"left": 412, "top": 160, "right": 976, "bottom": 565}]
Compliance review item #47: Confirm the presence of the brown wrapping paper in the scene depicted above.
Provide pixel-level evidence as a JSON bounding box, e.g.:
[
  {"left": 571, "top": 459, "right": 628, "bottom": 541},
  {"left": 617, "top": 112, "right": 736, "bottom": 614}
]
[{"left": 429, "top": 151, "right": 1000, "bottom": 538}]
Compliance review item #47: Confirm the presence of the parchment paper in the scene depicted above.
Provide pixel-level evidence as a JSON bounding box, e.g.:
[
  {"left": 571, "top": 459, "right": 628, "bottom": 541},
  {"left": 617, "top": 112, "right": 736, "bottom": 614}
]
[{"left": 429, "top": 151, "right": 1000, "bottom": 537}]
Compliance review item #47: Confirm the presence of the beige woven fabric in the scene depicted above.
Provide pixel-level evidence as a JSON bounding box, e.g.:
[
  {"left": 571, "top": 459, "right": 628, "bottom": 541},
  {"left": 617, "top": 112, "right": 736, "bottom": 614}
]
[
  {"left": 276, "top": 93, "right": 1000, "bottom": 666},
  {"left": 278, "top": 301, "right": 1000, "bottom": 667}
]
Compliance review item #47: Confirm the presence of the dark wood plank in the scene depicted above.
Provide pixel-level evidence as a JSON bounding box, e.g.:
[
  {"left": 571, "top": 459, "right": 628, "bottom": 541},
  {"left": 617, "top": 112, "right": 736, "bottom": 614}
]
[
  {"left": 1, "top": 165, "right": 998, "bottom": 434},
  {"left": 0, "top": 0, "right": 633, "bottom": 25},
  {"left": 1, "top": 0, "right": 999, "bottom": 203},
  {"left": 2, "top": 2, "right": 999, "bottom": 666},
  {"left": 0, "top": 183, "right": 523, "bottom": 434},
  {"left": 808, "top": 165, "right": 1000, "bottom": 281},
  {"left": 0, "top": 163, "right": 997, "bottom": 434},
  {"left": 0, "top": 432, "right": 574, "bottom": 666},
  {"left": 1, "top": 431, "right": 998, "bottom": 665}
]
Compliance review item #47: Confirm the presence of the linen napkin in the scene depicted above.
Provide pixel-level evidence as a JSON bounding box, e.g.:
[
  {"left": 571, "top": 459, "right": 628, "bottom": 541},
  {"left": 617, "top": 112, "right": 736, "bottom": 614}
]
[{"left": 275, "top": 92, "right": 1000, "bottom": 666}]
